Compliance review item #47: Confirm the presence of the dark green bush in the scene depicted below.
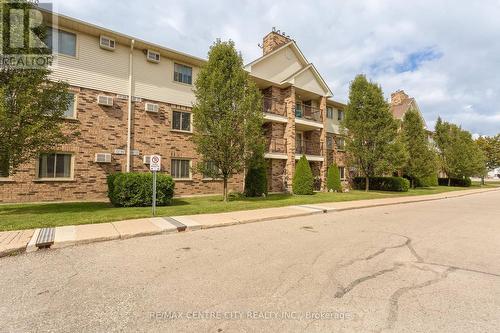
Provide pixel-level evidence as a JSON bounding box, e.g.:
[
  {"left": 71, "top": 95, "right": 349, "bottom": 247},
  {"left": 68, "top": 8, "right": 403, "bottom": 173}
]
[
  {"left": 404, "top": 174, "right": 439, "bottom": 188},
  {"left": 353, "top": 177, "right": 410, "bottom": 192},
  {"left": 245, "top": 165, "right": 268, "bottom": 197},
  {"left": 327, "top": 164, "right": 342, "bottom": 192},
  {"left": 107, "top": 172, "right": 175, "bottom": 207},
  {"left": 293, "top": 155, "right": 314, "bottom": 195},
  {"left": 438, "top": 177, "right": 472, "bottom": 187}
]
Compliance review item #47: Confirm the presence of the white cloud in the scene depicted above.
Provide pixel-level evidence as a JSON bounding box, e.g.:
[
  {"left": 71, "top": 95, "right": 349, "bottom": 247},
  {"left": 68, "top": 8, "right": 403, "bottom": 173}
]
[{"left": 50, "top": 0, "right": 500, "bottom": 135}]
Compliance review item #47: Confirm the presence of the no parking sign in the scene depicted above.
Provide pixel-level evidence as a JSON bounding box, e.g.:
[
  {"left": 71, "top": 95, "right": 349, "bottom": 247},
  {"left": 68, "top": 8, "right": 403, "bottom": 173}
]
[{"left": 150, "top": 155, "right": 161, "bottom": 171}]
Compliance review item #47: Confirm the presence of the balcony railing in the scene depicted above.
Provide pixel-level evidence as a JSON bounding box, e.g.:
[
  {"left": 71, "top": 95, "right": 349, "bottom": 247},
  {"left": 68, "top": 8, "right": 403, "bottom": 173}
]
[
  {"left": 295, "top": 139, "right": 323, "bottom": 156},
  {"left": 295, "top": 103, "right": 322, "bottom": 123},
  {"left": 266, "top": 138, "right": 287, "bottom": 154},
  {"left": 262, "top": 97, "right": 287, "bottom": 117}
]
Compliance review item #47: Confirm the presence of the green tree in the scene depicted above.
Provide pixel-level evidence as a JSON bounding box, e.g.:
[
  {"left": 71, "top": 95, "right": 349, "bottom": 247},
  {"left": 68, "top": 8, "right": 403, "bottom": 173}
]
[
  {"left": 192, "top": 40, "right": 263, "bottom": 202},
  {"left": 326, "top": 163, "right": 342, "bottom": 192},
  {"left": 293, "top": 155, "right": 314, "bottom": 195},
  {"left": 401, "top": 108, "right": 438, "bottom": 188},
  {"left": 476, "top": 135, "right": 500, "bottom": 183},
  {"left": 435, "top": 118, "right": 486, "bottom": 184},
  {"left": 343, "top": 75, "right": 405, "bottom": 191},
  {"left": 244, "top": 145, "right": 268, "bottom": 197},
  {"left": 0, "top": 0, "right": 77, "bottom": 177}
]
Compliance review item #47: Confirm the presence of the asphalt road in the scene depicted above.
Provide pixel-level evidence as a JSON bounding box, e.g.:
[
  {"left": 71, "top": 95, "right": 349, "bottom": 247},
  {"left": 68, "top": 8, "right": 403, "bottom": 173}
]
[{"left": 1, "top": 190, "right": 499, "bottom": 333}]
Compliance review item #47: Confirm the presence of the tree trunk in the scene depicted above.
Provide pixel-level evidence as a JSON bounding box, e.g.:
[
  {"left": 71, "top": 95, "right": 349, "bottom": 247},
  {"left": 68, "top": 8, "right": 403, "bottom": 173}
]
[
  {"left": 365, "top": 176, "right": 369, "bottom": 192},
  {"left": 411, "top": 178, "right": 415, "bottom": 189},
  {"left": 223, "top": 177, "right": 228, "bottom": 202},
  {"left": 448, "top": 177, "right": 451, "bottom": 187},
  {"left": 481, "top": 177, "right": 485, "bottom": 186}
]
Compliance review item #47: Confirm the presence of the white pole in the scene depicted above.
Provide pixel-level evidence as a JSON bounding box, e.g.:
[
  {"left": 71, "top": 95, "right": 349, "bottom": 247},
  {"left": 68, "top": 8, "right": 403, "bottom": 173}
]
[
  {"left": 152, "top": 171, "right": 157, "bottom": 216},
  {"left": 126, "top": 39, "right": 135, "bottom": 173}
]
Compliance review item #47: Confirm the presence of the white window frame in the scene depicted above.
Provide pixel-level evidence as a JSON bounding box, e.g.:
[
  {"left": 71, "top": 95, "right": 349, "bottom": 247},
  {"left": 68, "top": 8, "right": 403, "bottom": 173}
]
[
  {"left": 338, "top": 110, "right": 345, "bottom": 121},
  {"left": 336, "top": 137, "right": 346, "bottom": 151},
  {"left": 63, "top": 93, "right": 78, "bottom": 119},
  {"left": 47, "top": 27, "right": 78, "bottom": 58},
  {"left": 171, "top": 159, "right": 192, "bottom": 180},
  {"left": 326, "top": 107, "right": 334, "bottom": 119},
  {"left": 171, "top": 110, "right": 192, "bottom": 133},
  {"left": 35, "top": 152, "right": 75, "bottom": 182},
  {"left": 339, "top": 166, "right": 346, "bottom": 180},
  {"left": 202, "top": 161, "right": 222, "bottom": 181},
  {"left": 173, "top": 63, "right": 193, "bottom": 85}
]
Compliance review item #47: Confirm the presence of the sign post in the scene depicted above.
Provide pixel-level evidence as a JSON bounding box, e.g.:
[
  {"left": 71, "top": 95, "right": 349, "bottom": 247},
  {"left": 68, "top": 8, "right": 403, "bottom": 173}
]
[{"left": 149, "top": 155, "right": 161, "bottom": 216}]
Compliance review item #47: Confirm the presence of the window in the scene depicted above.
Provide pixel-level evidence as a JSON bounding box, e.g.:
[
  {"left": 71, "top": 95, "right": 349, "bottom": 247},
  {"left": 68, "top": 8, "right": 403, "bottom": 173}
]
[
  {"left": 295, "top": 102, "right": 303, "bottom": 118},
  {"left": 171, "top": 159, "right": 191, "bottom": 179},
  {"left": 203, "top": 161, "right": 220, "bottom": 179},
  {"left": 338, "top": 166, "right": 346, "bottom": 180},
  {"left": 46, "top": 29, "right": 77, "bottom": 57},
  {"left": 64, "top": 93, "right": 77, "bottom": 119},
  {"left": 336, "top": 137, "right": 345, "bottom": 150},
  {"left": 172, "top": 111, "right": 191, "bottom": 132},
  {"left": 326, "top": 136, "right": 334, "bottom": 150},
  {"left": 326, "top": 107, "right": 334, "bottom": 119},
  {"left": 338, "top": 110, "right": 345, "bottom": 121},
  {"left": 38, "top": 153, "right": 73, "bottom": 179},
  {"left": 0, "top": 159, "right": 8, "bottom": 178},
  {"left": 174, "top": 63, "right": 192, "bottom": 84}
]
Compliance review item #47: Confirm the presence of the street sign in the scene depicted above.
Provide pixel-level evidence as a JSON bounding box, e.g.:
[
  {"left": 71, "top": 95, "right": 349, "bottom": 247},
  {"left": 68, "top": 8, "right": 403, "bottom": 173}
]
[
  {"left": 149, "top": 155, "right": 161, "bottom": 172},
  {"left": 150, "top": 155, "right": 161, "bottom": 216}
]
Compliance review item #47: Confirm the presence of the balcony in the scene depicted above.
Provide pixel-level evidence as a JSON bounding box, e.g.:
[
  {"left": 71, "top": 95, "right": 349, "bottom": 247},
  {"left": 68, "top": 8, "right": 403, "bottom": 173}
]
[
  {"left": 295, "top": 103, "right": 322, "bottom": 123},
  {"left": 295, "top": 139, "right": 322, "bottom": 156},
  {"left": 264, "top": 138, "right": 288, "bottom": 160},
  {"left": 295, "top": 103, "right": 323, "bottom": 130},
  {"left": 262, "top": 97, "right": 287, "bottom": 122}
]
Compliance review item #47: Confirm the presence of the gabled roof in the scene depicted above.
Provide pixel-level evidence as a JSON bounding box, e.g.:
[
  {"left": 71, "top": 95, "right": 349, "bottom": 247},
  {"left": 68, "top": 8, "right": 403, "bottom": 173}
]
[
  {"left": 280, "top": 64, "right": 333, "bottom": 97},
  {"left": 245, "top": 41, "right": 333, "bottom": 97},
  {"left": 391, "top": 97, "right": 427, "bottom": 128}
]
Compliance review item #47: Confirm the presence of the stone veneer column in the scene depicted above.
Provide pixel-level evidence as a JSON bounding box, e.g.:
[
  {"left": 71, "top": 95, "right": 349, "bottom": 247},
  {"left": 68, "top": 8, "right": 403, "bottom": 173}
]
[
  {"left": 284, "top": 86, "right": 296, "bottom": 193},
  {"left": 319, "top": 96, "right": 328, "bottom": 191}
]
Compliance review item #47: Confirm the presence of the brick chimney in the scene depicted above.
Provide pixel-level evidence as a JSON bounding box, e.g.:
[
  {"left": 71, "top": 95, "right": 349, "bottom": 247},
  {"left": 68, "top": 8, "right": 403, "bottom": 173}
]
[
  {"left": 262, "top": 30, "right": 292, "bottom": 55},
  {"left": 391, "top": 90, "right": 409, "bottom": 105}
]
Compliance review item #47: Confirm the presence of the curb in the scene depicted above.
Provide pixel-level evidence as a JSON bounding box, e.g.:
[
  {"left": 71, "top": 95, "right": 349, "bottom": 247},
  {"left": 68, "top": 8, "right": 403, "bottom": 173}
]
[{"left": 2, "top": 187, "right": 498, "bottom": 258}]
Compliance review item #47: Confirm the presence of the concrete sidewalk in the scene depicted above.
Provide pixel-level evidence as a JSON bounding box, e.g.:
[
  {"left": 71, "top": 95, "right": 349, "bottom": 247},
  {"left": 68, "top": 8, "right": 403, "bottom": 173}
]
[{"left": 1, "top": 187, "right": 498, "bottom": 257}]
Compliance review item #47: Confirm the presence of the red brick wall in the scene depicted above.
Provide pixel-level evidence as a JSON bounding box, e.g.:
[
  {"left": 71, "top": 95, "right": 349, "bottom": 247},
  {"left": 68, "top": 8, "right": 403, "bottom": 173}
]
[{"left": 0, "top": 86, "right": 243, "bottom": 203}]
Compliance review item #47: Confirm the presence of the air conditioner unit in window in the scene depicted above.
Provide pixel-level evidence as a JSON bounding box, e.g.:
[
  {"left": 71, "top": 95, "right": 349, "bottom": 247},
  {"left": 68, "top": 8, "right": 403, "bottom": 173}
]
[
  {"left": 97, "top": 95, "right": 114, "bottom": 106},
  {"left": 145, "top": 103, "right": 159, "bottom": 113},
  {"left": 143, "top": 155, "right": 151, "bottom": 165},
  {"left": 100, "top": 36, "right": 116, "bottom": 51},
  {"left": 95, "top": 153, "right": 112, "bottom": 163},
  {"left": 147, "top": 50, "right": 161, "bottom": 63}
]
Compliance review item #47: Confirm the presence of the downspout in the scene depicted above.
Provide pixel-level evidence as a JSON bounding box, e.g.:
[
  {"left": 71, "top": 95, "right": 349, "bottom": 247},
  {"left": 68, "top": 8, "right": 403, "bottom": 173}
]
[{"left": 126, "top": 39, "right": 135, "bottom": 172}]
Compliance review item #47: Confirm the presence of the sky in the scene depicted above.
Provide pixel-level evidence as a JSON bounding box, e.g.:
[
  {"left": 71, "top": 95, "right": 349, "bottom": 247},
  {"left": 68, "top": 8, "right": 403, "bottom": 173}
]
[{"left": 50, "top": 0, "right": 500, "bottom": 136}]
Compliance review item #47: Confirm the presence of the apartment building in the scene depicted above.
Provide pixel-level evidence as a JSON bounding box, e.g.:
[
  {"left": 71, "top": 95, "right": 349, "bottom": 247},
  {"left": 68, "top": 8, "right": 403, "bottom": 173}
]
[{"left": 0, "top": 11, "right": 347, "bottom": 203}]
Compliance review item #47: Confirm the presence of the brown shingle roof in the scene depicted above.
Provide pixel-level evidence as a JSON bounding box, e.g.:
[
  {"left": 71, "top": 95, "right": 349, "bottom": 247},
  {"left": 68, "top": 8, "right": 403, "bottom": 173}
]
[{"left": 391, "top": 98, "right": 415, "bottom": 120}]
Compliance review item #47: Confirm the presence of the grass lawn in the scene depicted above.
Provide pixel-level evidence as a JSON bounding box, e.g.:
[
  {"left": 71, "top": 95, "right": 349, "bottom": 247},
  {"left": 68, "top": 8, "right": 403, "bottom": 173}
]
[{"left": 1, "top": 184, "right": 497, "bottom": 232}]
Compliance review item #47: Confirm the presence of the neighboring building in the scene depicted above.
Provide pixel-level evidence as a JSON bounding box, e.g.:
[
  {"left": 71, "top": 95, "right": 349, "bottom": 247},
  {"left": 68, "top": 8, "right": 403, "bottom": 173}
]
[
  {"left": 0, "top": 12, "right": 347, "bottom": 203},
  {"left": 390, "top": 90, "right": 426, "bottom": 127},
  {"left": 246, "top": 31, "right": 348, "bottom": 192}
]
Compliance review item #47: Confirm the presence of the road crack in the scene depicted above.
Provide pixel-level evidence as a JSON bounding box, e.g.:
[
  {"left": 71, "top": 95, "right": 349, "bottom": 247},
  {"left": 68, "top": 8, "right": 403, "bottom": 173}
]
[
  {"left": 334, "top": 263, "right": 404, "bottom": 298},
  {"left": 383, "top": 267, "right": 456, "bottom": 330}
]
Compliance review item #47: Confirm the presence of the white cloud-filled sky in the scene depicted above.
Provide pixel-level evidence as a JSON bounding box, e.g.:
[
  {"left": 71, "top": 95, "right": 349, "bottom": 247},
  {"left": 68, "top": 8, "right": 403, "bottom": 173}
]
[{"left": 50, "top": 0, "right": 500, "bottom": 135}]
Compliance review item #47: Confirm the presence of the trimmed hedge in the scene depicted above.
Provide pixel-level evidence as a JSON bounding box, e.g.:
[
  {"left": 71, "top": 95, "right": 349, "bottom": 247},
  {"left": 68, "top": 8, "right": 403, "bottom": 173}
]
[
  {"left": 293, "top": 155, "right": 314, "bottom": 195},
  {"left": 245, "top": 165, "right": 268, "bottom": 197},
  {"left": 404, "top": 175, "right": 439, "bottom": 188},
  {"left": 438, "top": 177, "right": 472, "bottom": 187},
  {"left": 353, "top": 177, "right": 410, "bottom": 192},
  {"left": 107, "top": 172, "right": 175, "bottom": 207},
  {"left": 327, "top": 164, "right": 342, "bottom": 192}
]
